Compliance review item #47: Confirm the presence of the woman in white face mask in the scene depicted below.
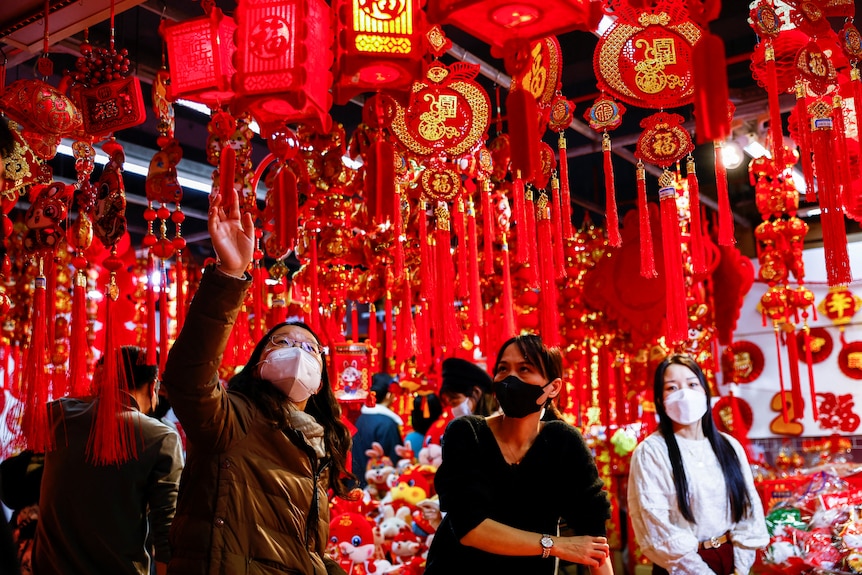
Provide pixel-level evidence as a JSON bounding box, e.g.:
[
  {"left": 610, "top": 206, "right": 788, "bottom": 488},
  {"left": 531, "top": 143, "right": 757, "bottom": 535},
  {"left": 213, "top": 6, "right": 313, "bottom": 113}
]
[
  {"left": 627, "top": 355, "right": 768, "bottom": 575},
  {"left": 161, "top": 184, "right": 353, "bottom": 575}
]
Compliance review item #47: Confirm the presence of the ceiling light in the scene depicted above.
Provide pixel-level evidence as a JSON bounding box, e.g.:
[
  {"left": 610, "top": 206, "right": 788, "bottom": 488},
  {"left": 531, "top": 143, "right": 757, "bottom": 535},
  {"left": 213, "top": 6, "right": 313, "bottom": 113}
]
[{"left": 720, "top": 141, "right": 744, "bottom": 169}]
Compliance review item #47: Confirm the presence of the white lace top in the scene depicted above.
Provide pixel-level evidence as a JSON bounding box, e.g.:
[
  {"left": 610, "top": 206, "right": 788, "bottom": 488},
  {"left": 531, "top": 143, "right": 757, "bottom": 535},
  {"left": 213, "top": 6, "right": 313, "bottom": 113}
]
[{"left": 627, "top": 432, "right": 769, "bottom": 574}]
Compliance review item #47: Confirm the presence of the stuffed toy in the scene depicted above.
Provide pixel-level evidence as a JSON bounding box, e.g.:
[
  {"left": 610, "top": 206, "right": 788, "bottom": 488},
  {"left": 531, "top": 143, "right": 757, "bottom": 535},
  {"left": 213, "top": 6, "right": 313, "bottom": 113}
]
[
  {"left": 329, "top": 512, "right": 399, "bottom": 574},
  {"left": 365, "top": 442, "right": 397, "bottom": 499}
]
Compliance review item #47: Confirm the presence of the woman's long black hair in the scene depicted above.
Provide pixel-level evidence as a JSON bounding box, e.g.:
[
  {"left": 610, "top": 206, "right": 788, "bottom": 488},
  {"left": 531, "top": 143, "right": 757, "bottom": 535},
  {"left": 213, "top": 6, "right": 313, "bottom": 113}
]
[
  {"left": 493, "top": 334, "right": 563, "bottom": 420},
  {"left": 228, "top": 321, "right": 354, "bottom": 497},
  {"left": 654, "top": 354, "right": 751, "bottom": 523}
]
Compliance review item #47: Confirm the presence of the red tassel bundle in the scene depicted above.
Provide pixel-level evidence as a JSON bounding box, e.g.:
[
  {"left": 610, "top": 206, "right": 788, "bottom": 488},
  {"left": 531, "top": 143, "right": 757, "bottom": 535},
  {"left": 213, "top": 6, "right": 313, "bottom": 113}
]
[
  {"left": 146, "top": 254, "right": 158, "bottom": 366},
  {"left": 68, "top": 270, "right": 90, "bottom": 397},
  {"left": 368, "top": 302, "right": 378, "bottom": 369},
  {"left": 367, "top": 139, "right": 396, "bottom": 223},
  {"left": 603, "top": 134, "right": 621, "bottom": 247},
  {"left": 454, "top": 199, "right": 469, "bottom": 300},
  {"left": 558, "top": 133, "right": 574, "bottom": 239},
  {"left": 418, "top": 202, "right": 436, "bottom": 304},
  {"left": 686, "top": 156, "right": 707, "bottom": 276},
  {"left": 637, "top": 163, "right": 657, "bottom": 278},
  {"left": 714, "top": 142, "right": 736, "bottom": 246},
  {"left": 794, "top": 85, "right": 817, "bottom": 201},
  {"left": 764, "top": 43, "right": 785, "bottom": 164},
  {"left": 784, "top": 330, "right": 805, "bottom": 419},
  {"left": 500, "top": 234, "right": 516, "bottom": 339},
  {"left": 693, "top": 33, "right": 730, "bottom": 144},
  {"left": 851, "top": 68, "right": 862, "bottom": 183},
  {"left": 309, "top": 236, "right": 320, "bottom": 332},
  {"left": 175, "top": 256, "right": 186, "bottom": 334},
  {"left": 803, "top": 324, "right": 819, "bottom": 421},
  {"left": 393, "top": 188, "right": 405, "bottom": 282},
  {"left": 773, "top": 325, "right": 789, "bottom": 424},
  {"left": 523, "top": 188, "right": 539, "bottom": 288},
  {"left": 658, "top": 175, "right": 688, "bottom": 345},
  {"left": 467, "top": 199, "right": 484, "bottom": 335},
  {"left": 536, "top": 197, "right": 560, "bottom": 347},
  {"left": 507, "top": 89, "right": 541, "bottom": 183},
  {"left": 511, "top": 177, "right": 527, "bottom": 263},
  {"left": 550, "top": 177, "right": 567, "bottom": 280},
  {"left": 277, "top": 166, "right": 299, "bottom": 252},
  {"left": 435, "top": 208, "right": 461, "bottom": 355},
  {"left": 384, "top": 290, "right": 394, "bottom": 373},
  {"left": 21, "top": 262, "right": 52, "bottom": 453},
  {"left": 481, "top": 182, "right": 495, "bottom": 276},
  {"left": 219, "top": 145, "right": 236, "bottom": 210},
  {"left": 399, "top": 282, "right": 418, "bottom": 363},
  {"left": 159, "top": 263, "right": 169, "bottom": 375}
]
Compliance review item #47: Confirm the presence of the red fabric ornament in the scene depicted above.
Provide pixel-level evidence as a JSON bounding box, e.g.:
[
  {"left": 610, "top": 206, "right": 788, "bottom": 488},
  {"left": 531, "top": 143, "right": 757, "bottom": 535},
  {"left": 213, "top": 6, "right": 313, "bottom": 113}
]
[
  {"left": 657, "top": 174, "right": 687, "bottom": 346},
  {"left": 71, "top": 77, "right": 146, "bottom": 138},
  {"left": 19, "top": 264, "right": 52, "bottom": 454},
  {"left": 797, "top": 326, "right": 833, "bottom": 364},
  {"left": 636, "top": 164, "right": 656, "bottom": 279},
  {"left": 686, "top": 156, "right": 706, "bottom": 276},
  {"left": 466, "top": 199, "right": 483, "bottom": 335},
  {"left": 712, "top": 244, "right": 754, "bottom": 346},
  {"left": 536, "top": 195, "right": 559, "bottom": 347},
  {"left": 838, "top": 341, "right": 862, "bottom": 380},
  {"left": 714, "top": 141, "right": 735, "bottom": 246},
  {"left": 507, "top": 88, "right": 542, "bottom": 184},
  {"left": 712, "top": 395, "right": 753, "bottom": 436},
  {"left": 584, "top": 95, "right": 625, "bottom": 247},
  {"left": 693, "top": 33, "right": 730, "bottom": 143}
]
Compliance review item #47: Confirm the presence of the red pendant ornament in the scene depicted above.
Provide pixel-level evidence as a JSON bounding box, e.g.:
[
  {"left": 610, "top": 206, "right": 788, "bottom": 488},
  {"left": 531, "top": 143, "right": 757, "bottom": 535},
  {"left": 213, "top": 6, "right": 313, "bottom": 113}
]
[
  {"left": 232, "top": 0, "right": 334, "bottom": 135},
  {"left": 332, "top": 0, "right": 425, "bottom": 105},
  {"left": 160, "top": 6, "right": 237, "bottom": 106},
  {"left": 585, "top": 95, "right": 626, "bottom": 247}
]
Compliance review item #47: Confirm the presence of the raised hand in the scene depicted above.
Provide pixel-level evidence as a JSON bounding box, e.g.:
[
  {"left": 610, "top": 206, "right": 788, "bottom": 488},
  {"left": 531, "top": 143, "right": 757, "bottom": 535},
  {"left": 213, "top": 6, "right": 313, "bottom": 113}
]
[{"left": 208, "top": 185, "right": 255, "bottom": 277}]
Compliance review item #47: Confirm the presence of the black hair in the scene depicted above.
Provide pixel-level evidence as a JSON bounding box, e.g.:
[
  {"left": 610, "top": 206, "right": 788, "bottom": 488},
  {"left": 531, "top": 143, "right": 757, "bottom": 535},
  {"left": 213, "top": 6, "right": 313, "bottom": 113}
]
[
  {"left": 227, "top": 321, "right": 354, "bottom": 497},
  {"left": 411, "top": 393, "right": 442, "bottom": 436},
  {"left": 493, "top": 334, "right": 563, "bottom": 420},
  {"left": 653, "top": 354, "right": 751, "bottom": 524},
  {"left": 97, "top": 345, "right": 158, "bottom": 392}
]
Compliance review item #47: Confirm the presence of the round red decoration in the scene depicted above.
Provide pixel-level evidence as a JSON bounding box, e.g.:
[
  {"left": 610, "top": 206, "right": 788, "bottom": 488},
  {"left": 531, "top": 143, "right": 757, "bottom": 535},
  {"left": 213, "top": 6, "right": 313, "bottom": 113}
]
[
  {"left": 721, "top": 340, "right": 765, "bottom": 384},
  {"left": 749, "top": 1, "right": 781, "bottom": 40},
  {"left": 548, "top": 95, "right": 574, "bottom": 132},
  {"left": 584, "top": 95, "right": 626, "bottom": 133},
  {"left": 795, "top": 41, "right": 837, "bottom": 96},
  {"left": 593, "top": 11, "right": 702, "bottom": 108},
  {"left": 841, "top": 23, "right": 862, "bottom": 62},
  {"left": 635, "top": 112, "right": 694, "bottom": 168},
  {"left": 797, "top": 327, "right": 834, "bottom": 364},
  {"left": 420, "top": 167, "right": 462, "bottom": 202},
  {"left": 839, "top": 341, "right": 862, "bottom": 380},
  {"left": 817, "top": 286, "right": 862, "bottom": 326},
  {"left": 712, "top": 396, "right": 753, "bottom": 435},
  {"left": 516, "top": 36, "right": 562, "bottom": 108},
  {"left": 391, "top": 62, "right": 490, "bottom": 157}
]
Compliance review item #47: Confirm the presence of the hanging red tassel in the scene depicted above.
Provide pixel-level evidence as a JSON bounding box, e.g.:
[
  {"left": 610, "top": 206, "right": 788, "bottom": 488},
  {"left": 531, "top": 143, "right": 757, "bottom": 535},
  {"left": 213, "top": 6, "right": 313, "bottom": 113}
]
[
  {"left": 146, "top": 254, "right": 158, "bottom": 366},
  {"left": 175, "top": 255, "right": 186, "bottom": 334},
  {"left": 45, "top": 258, "right": 58, "bottom": 358},
  {"left": 536, "top": 196, "right": 560, "bottom": 347},
  {"left": 637, "top": 162, "right": 657, "bottom": 278},
  {"left": 219, "top": 145, "right": 236, "bottom": 210},
  {"left": 693, "top": 33, "right": 730, "bottom": 144},
  {"left": 481, "top": 181, "right": 495, "bottom": 276},
  {"left": 803, "top": 322, "right": 819, "bottom": 421},
  {"left": 159, "top": 262, "right": 169, "bottom": 375},
  {"left": 728, "top": 387, "right": 753, "bottom": 460},
  {"left": 20, "top": 259, "right": 52, "bottom": 453},
  {"left": 550, "top": 177, "right": 567, "bottom": 279},
  {"left": 68, "top": 269, "right": 90, "bottom": 397},
  {"left": 851, "top": 68, "right": 862, "bottom": 183},
  {"left": 507, "top": 88, "right": 541, "bottom": 183},
  {"left": 454, "top": 199, "right": 469, "bottom": 300},
  {"left": 466, "top": 199, "right": 484, "bottom": 335},
  {"left": 686, "top": 156, "right": 707, "bottom": 275},
  {"left": 794, "top": 84, "right": 817, "bottom": 201},
  {"left": 764, "top": 42, "right": 785, "bottom": 164},
  {"left": 511, "top": 177, "right": 527, "bottom": 263},
  {"left": 831, "top": 93, "right": 854, "bottom": 210},
  {"left": 599, "top": 348, "right": 612, "bottom": 427},
  {"left": 713, "top": 141, "right": 735, "bottom": 246},
  {"left": 384, "top": 290, "right": 394, "bottom": 373},
  {"left": 523, "top": 188, "right": 539, "bottom": 288},
  {"left": 393, "top": 187, "right": 405, "bottom": 282},
  {"left": 368, "top": 139, "right": 396, "bottom": 223},
  {"left": 784, "top": 329, "right": 805, "bottom": 419},
  {"left": 500, "top": 233, "right": 516, "bottom": 339},
  {"left": 278, "top": 166, "right": 298, "bottom": 251},
  {"left": 435, "top": 206, "right": 461, "bottom": 355},
  {"left": 602, "top": 134, "right": 621, "bottom": 247},
  {"left": 415, "top": 301, "right": 432, "bottom": 374},
  {"left": 558, "top": 133, "right": 574, "bottom": 238},
  {"left": 614, "top": 362, "right": 626, "bottom": 425},
  {"left": 309, "top": 235, "right": 320, "bottom": 332},
  {"left": 351, "top": 301, "right": 359, "bottom": 342},
  {"left": 773, "top": 325, "right": 789, "bottom": 424},
  {"left": 367, "top": 302, "right": 378, "bottom": 370},
  {"left": 658, "top": 173, "right": 688, "bottom": 345},
  {"left": 418, "top": 202, "right": 436, "bottom": 304}
]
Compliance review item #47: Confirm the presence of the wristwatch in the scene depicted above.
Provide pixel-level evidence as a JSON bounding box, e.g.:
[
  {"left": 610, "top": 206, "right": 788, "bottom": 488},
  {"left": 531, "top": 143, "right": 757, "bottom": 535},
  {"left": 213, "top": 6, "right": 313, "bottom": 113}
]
[{"left": 540, "top": 534, "right": 554, "bottom": 559}]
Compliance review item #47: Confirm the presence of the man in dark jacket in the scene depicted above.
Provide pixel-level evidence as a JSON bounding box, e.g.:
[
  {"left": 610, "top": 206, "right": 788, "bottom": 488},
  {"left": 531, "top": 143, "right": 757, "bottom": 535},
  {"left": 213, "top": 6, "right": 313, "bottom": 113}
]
[
  {"left": 351, "top": 373, "right": 403, "bottom": 486},
  {"left": 32, "top": 346, "right": 184, "bottom": 575}
]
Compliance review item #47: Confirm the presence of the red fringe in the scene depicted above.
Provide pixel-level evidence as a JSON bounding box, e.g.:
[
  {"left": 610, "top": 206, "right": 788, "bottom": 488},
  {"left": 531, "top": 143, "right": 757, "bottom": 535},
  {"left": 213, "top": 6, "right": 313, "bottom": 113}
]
[
  {"left": 686, "top": 157, "right": 707, "bottom": 275},
  {"left": 69, "top": 270, "right": 90, "bottom": 397},
  {"left": 558, "top": 133, "right": 574, "bottom": 238},
  {"left": 523, "top": 189, "right": 539, "bottom": 288},
  {"left": 599, "top": 348, "right": 612, "bottom": 427},
  {"left": 435, "top": 223, "right": 461, "bottom": 355},
  {"left": 774, "top": 326, "right": 789, "bottom": 424},
  {"left": 219, "top": 145, "right": 236, "bottom": 210},
  {"left": 803, "top": 326, "right": 819, "bottom": 421},
  {"left": 251, "top": 266, "right": 264, "bottom": 342},
  {"left": 637, "top": 164, "right": 657, "bottom": 278},
  {"left": 551, "top": 177, "right": 567, "bottom": 279},
  {"left": 175, "top": 256, "right": 186, "bottom": 334},
  {"left": 368, "top": 139, "right": 396, "bottom": 223},
  {"left": 481, "top": 183, "right": 495, "bottom": 276},
  {"left": 415, "top": 301, "right": 432, "bottom": 374},
  {"left": 603, "top": 136, "right": 621, "bottom": 247},
  {"left": 831, "top": 96, "right": 853, "bottom": 202},
  {"left": 21, "top": 266, "right": 52, "bottom": 453},
  {"left": 385, "top": 290, "right": 394, "bottom": 373},
  {"left": 310, "top": 236, "right": 320, "bottom": 332},
  {"left": 852, "top": 69, "right": 862, "bottom": 183},
  {"left": 537, "top": 206, "right": 560, "bottom": 347},
  {"left": 393, "top": 189, "right": 405, "bottom": 282},
  {"left": 467, "top": 200, "right": 484, "bottom": 334},
  {"left": 507, "top": 89, "right": 541, "bottom": 182},
  {"left": 615, "top": 362, "right": 626, "bottom": 425},
  {"left": 367, "top": 303, "right": 377, "bottom": 370},
  {"left": 693, "top": 33, "right": 730, "bottom": 144},
  {"left": 714, "top": 142, "right": 736, "bottom": 246},
  {"left": 454, "top": 199, "right": 468, "bottom": 299},
  {"left": 146, "top": 255, "right": 158, "bottom": 366},
  {"left": 784, "top": 330, "right": 805, "bottom": 418},
  {"left": 764, "top": 46, "right": 785, "bottom": 164},
  {"left": 351, "top": 302, "right": 359, "bottom": 342},
  {"left": 511, "top": 177, "right": 526, "bottom": 263},
  {"left": 794, "top": 87, "right": 817, "bottom": 201},
  {"left": 400, "top": 281, "right": 418, "bottom": 363},
  {"left": 418, "top": 203, "right": 435, "bottom": 303},
  {"left": 659, "top": 183, "right": 688, "bottom": 345},
  {"left": 278, "top": 166, "right": 298, "bottom": 251},
  {"left": 501, "top": 235, "right": 516, "bottom": 339},
  {"left": 159, "top": 265, "right": 169, "bottom": 375},
  {"left": 45, "top": 258, "right": 57, "bottom": 362}
]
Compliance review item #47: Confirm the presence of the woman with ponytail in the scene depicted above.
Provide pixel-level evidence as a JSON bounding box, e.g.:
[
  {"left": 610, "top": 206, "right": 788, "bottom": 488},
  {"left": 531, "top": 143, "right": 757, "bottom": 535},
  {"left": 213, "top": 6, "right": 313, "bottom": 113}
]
[{"left": 627, "top": 354, "right": 768, "bottom": 575}]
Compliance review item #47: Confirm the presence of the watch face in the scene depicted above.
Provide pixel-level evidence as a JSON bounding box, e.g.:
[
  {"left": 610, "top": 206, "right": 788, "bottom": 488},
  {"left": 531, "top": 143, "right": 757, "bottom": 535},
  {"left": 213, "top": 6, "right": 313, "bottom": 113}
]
[{"left": 541, "top": 536, "right": 553, "bottom": 548}]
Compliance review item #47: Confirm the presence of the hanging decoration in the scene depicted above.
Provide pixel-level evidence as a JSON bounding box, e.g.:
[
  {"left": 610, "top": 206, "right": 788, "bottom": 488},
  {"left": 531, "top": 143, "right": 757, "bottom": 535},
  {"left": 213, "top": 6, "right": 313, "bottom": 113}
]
[{"left": 584, "top": 95, "right": 625, "bottom": 247}]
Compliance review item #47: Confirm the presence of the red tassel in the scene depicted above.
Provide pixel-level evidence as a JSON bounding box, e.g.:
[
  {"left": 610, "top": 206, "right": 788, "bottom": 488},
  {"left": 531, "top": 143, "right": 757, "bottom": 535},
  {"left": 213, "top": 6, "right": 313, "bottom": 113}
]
[
  {"left": 600, "top": 348, "right": 612, "bottom": 426},
  {"left": 351, "top": 301, "right": 359, "bottom": 342},
  {"left": 466, "top": 199, "right": 484, "bottom": 334},
  {"left": 728, "top": 388, "right": 753, "bottom": 460},
  {"left": 454, "top": 199, "right": 468, "bottom": 299},
  {"left": 69, "top": 269, "right": 90, "bottom": 397},
  {"left": 686, "top": 156, "right": 707, "bottom": 276},
  {"left": 558, "top": 133, "right": 574, "bottom": 238},
  {"left": 523, "top": 188, "right": 539, "bottom": 288},
  {"left": 415, "top": 301, "right": 432, "bottom": 373},
  {"left": 481, "top": 181, "right": 495, "bottom": 276},
  {"left": 774, "top": 325, "right": 789, "bottom": 424},
  {"left": 393, "top": 187, "right": 405, "bottom": 282},
  {"left": 368, "top": 303, "right": 378, "bottom": 370},
  {"left": 851, "top": 68, "right": 862, "bottom": 183},
  {"left": 175, "top": 255, "right": 186, "bottom": 334},
  {"left": 418, "top": 202, "right": 436, "bottom": 303},
  {"left": 784, "top": 330, "right": 805, "bottom": 418},
  {"left": 46, "top": 258, "right": 57, "bottom": 359},
  {"left": 637, "top": 163, "right": 657, "bottom": 278},
  {"left": 146, "top": 254, "right": 158, "bottom": 366},
  {"left": 603, "top": 134, "right": 621, "bottom": 247},
  {"left": 219, "top": 145, "right": 236, "bottom": 211},
  {"left": 309, "top": 236, "right": 320, "bottom": 332},
  {"left": 536, "top": 197, "right": 560, "bottom": 347},
  {"left": 501, "top": 234, "right": 516, "bottom": 338},
  {"left": 794, "top": 85, "right": 817, "bottom": 201},
  {"left": 615, "top": 362, "right": 626, "bottom": 425},
  {"left": 550, "top": 177, "right": 567, "bottom": 279},
  {"left": 511, "top": 177, "right": 526, "bottom": 262},
  {"left": 658, "top": 175, "right": 688, "bottom": 345},
  {"left": 507, "top": 89, "right": 541, "bottom": 183},
  {"left": 159, "top": 263, "right": 169, "bottom": 375},
  {"left": 400, "top": 281, "right": 417, "bottom": 362},
  {"left": 714, "top": 142, "right": 735, "bottom": 246},
  {"left": 435, "top": 208, "right": 461, "bottom": 355},
  {"left": 831, "top": 93, "right": 855, "bottom": 210},
  {"left": 368, "top": 139, "right": 396, "bottom": 223},
  {"left": 764, "top": 43, "right": 785, "bottom": 164},
  {"left": 278, "top": 166, "right": 298, "bottom": 251},
  {"left": 385, "top": 290, "right": 394, "bottom": 373},
  {"left": 803, "top": 324, "right": 819, "bottom": 421},
  {"left": 693, "top": 33, "right": 730, "bottom": 144},
  {"left": 21, "top": 261, "right": 52, "bottom": 453}
]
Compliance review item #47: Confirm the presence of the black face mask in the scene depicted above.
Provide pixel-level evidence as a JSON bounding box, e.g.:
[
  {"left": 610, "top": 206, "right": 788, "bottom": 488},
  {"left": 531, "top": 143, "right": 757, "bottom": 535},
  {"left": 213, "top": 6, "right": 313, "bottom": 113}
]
[{"left": 495, "top": 375, "right": 552, "bottom": 419}]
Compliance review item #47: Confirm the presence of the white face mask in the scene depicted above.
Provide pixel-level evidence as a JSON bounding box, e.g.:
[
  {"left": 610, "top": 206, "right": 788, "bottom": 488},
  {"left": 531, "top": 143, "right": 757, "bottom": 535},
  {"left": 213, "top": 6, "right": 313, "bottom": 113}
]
[
  {"left": 258, "top": 347, "right": 322, "bottom": 403},
  {"left": 450, "top": 398, "right": 473, "bottom": 419},
  {"left": 663, "top": 387, "right": 708, "bottom": 425}
]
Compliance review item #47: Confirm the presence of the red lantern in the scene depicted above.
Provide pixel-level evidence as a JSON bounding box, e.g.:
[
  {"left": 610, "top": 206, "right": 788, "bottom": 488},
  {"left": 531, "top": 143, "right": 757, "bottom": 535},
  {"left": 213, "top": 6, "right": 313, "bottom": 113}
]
[
  {"left": 332, "top": 0, "right": 426, "bottom": 105},
  {"left": 160, "top": 8, "right": 237, "bottom": 106},
  {"left": 426, "top": 0, "right": 601, "bottom": 51},
  {"left": 232, "top": 0, "right": 333, "bottom": 136}
]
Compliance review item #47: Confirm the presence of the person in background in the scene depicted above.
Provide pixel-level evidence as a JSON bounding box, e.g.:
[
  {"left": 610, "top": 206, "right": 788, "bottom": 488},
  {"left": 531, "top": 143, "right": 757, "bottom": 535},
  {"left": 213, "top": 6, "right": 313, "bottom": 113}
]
[
  {"left": 351, "top": 373, "right": 403, "bottom": 485},
  {"left": 627, "top": 354, "right": 768, "bottom": 575},
  {"left": 161, "top": 184, "right": 353, "bottom": 575},
  {"left": 0, "top": 450, "right": 44, "bottom": 575},
  {"left": 32, "top": 346, "right": 184, "bottom": 575},
  {"left": 404, "top": 393, "right": 443, "bottom": 454},
  {"left": 438, "top": 357, "right": 496, "bottom": 418},
  {"left": 424, "top": 334, "right": 613, "bottom": 575}
]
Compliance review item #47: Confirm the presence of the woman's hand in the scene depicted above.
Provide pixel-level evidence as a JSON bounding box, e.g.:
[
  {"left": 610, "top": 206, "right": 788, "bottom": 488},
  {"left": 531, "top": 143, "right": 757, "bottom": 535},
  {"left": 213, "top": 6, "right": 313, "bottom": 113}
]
[
  {"left": 208, "top": 185, "right": 255, "bottom": 277},
  {"left": 417, "top": 499, "right": 443, "bottom": 530},
  {"left": 553, "top": 535, "right": 610, "bottom": 567}
]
